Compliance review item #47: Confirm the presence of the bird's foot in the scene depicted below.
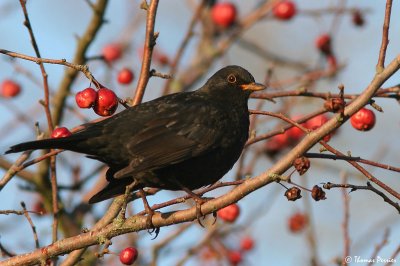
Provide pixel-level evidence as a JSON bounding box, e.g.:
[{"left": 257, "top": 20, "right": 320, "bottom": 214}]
[
  {"left": 175, "top": 182, "right": 214, "bottom": 226},
  {"left": 191, "top": 196, "right": 214, "bottom": 227},
  {"left": 138, "top": 189, "right": 160, "bottom": 238},
  {"left": 145, "top": 209, "right": 160, "bottom": 239}
]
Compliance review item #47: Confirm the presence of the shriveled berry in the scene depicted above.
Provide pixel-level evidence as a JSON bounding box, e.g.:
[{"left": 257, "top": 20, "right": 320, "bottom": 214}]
[
  {"left": 102, "top": 43, "right": 122, "bottom": 62},
  {"left": 51, "top": 127, "right": 72, "bottom": 138},
  {"left": 324, "top": 97, "right": 345, "bottom": 113},
  {"left": 311, "top": 185, "right": 326, "bottom": 201},
  {"left": 240, "top": 236, "right": 254, "bottom": 251},
  {"left": 119, "top": 247, "right": 138, "bottom": 265},
  {"left": 273, "top": 0, "right": 297, "bottom": 21},
  {"left": 227, "top": 250, "right": 242, "bottom": 265},
  {"left": 293, "top": 156, "right": 310, "bottom": 175},
  {"left": 288, "top": 212, "right": 308, "bottom": 233},
  {"left": 75, "top": 87, "right": 97, "bottom": 108},
  {"left": 211, "top": 2, "right": 237, "bottom": 28},
  {"left": 350, "top": 107, "right": 375, "bottom": 131},
  {"left": 93, "top": 88, "right": 118, "bottom": 117},
  {"left": 1, "top": 79, "right": 21, "bottom": 98},
  {"left": 217, "top": 203, "right": 240, "bottom": 223},
  {"left": 315, "top": 34, "right": 332, "bottom": 55},
  {"left": 352, "top": 10, "right": 364, "bottom": 27},
  {"left": 117, "top": 68, "right": 135, "bottom": 85},
  {"left": 285, "top": 187, "right": 302, "bottom": 201}
]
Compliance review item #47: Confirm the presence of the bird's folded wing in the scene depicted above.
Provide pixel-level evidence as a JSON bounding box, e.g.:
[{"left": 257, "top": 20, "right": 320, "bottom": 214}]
[{"left": 113, "top": 103, "right": 227, "bottom": 179}]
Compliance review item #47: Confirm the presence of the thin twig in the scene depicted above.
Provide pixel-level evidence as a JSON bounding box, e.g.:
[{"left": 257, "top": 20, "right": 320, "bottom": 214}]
[
  {"left": 367, "top": 229, "right": 389, "bottom": 266},
  {"left": 133, "top": 0, "right": 160, "bottom": 105},
  {"left": 341, "top": 172, "right": 350, "bottom": 266},
  {"left": 162, "top": 0, "right": 206, "bottom": 94},
  {"left": 377, "top": 0, "right": 393, "bottom": 71},
  {"left": 321, "top": 142, "right": 400, "bottom": 201},
  {"left": 385, "top": 244, "right": 400, "bottom": 266},
  {"left": 0, "top": 49, "right": 104, "bottom": 89},
  {"left": 304, "top": 153, "right": 400, "bottom": 173},
  {"left": 323, "top": 182, "right": 400, "bottom": 213},
  {"left": 20, "top": 202, "right": 40, "bottom": 249}
]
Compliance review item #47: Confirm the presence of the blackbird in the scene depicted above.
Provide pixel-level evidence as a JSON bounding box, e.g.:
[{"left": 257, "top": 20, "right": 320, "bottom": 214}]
[{"left": 6, "top": 65, "right": 265, "bottom": 210}]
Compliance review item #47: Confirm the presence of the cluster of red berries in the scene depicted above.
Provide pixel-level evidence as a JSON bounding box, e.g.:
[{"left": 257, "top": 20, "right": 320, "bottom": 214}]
[
  {"left": 1, "top": 79, "right": 21, "bottom": 98},
  {"left": 211, "top": 1, "right": 297, "bottom": 28},
  {"left": 75, "top": 87, "right": 118, "bottom": 117},
  {"left": 102, "top": 43, "right": 136, "bottom": 84},
  {"left": 227, "top": 235, "right": 255, "bottom": 265},
  {"left": 264, "top": 114, "right": 331, "bottom": 156}
]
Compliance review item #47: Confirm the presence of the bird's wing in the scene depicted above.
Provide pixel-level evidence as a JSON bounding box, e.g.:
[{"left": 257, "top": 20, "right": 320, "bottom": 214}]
[{"left": 113, "top": 99, "right": 228, "bottom": 179}]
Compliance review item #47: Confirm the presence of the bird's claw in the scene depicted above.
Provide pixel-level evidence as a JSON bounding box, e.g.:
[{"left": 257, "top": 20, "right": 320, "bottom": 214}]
[
  {"left": 192, "top": 197, "right": 214, "bottom": 227},
  {"left": 144, "top": 209, "right": 160, "bottom": 239}
]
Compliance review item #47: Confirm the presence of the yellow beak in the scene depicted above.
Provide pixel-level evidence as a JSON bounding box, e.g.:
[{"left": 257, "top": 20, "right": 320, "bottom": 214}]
[{"left": 240, "top": 82, "right": 266, "bottom": 92}]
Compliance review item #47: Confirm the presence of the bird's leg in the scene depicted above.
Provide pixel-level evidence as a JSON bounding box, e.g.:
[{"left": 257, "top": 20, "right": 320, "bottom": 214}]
[
  {"left": 138, "top": 189, "right": 160, "bottom": 237},
  {"left": 177, "top": 185, "right": 212, "bottom": 226}
]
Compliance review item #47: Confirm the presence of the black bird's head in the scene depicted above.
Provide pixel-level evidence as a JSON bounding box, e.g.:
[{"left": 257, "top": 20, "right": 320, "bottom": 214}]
[{"left": 200, "top": 65, "right": 266, "bottom": 100}]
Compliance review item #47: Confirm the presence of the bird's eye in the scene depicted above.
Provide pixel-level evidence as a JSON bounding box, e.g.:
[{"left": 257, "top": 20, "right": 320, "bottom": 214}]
[{"left": 227, "top": 74, "right": 237, "bottom": 84}]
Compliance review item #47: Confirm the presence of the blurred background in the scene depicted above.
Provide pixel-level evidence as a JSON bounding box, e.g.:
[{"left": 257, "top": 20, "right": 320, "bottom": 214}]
[{"left": 0, "top": 1, "right": 399, "bottom": 265}]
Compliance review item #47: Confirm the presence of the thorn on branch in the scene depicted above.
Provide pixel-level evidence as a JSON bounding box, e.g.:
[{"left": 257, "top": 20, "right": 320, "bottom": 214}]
[
  {"left": 370, "top": 100, "right": 384, "bottom": 112},
  {"left": 150, "top": 69, "right": 172, "bottom": 79},
  {"left": 141, "top": 0, "right": 149, "bottom": 10}
]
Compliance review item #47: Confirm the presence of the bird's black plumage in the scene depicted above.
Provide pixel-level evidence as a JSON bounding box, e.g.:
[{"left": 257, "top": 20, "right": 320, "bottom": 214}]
[{"left": 6, "top": 65, "right": 265, "bottom": 203}]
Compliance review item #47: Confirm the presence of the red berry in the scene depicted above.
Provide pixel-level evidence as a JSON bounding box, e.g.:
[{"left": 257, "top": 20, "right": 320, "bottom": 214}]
[
  {"left": 119, "top": 247, "right": 138, "bottom": 265},
  {"left": 273, "top": 1, "right": 297, "bottom": 20},
  {"left": 240, "top": 236, "right": 254, "bottom": 251},
  {"left": 75, "top": 87, "right": 97, "bottom": 108},
  {"left": 350, "top": 107, "right": 375, "bottom": 131},
  {"left": 93, "top": 88, "right": 118, "bottom": 117},
  {"left": 305, "top": 114, "right": 329, "bottom": 130},
  {"left": 51, "top": 127, "right": 72, "bottom": 138},
  {"left": 228, "top": 250, "right": 242, "bottom": 265},
  {"left": 32, "top": 200, "right": 47, "bottom": 215},
  {"left": 288, "top": 212, "right": 308, "bottom": 233},
  {"left": 263, "top": 133, "right": 290, "bottom": 156},
  {"left": 102, "top": 43, "right": 122, "bottom": 62},
  {"left": 315, "top": 34, "right": 332, "bottom": 55},
  {"left": 211, "top": 2, "right": 237, "bottom": 28},
  {"left": 287, "top": 115, "right": 305, "bottom": 143},
  {"left": 117, "top": 68, "right": 135, "bottom": 85},
  {"left": 156, "top": 53, "right": 170, "bottom": 66},
  {"left": 217, "top": 203, "right": 240, "bottom": 223},
  {"left": 1, "top": 79, "right": 21, "bottom": 98},
  {"left": 305, "top": 114, "right": 332, "bottom": 141}
]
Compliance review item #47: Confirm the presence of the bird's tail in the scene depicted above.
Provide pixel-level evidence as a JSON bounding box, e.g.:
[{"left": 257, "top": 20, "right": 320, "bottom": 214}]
[{"left": 5, "top": 136, "right": 83, "bottom": 154}]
